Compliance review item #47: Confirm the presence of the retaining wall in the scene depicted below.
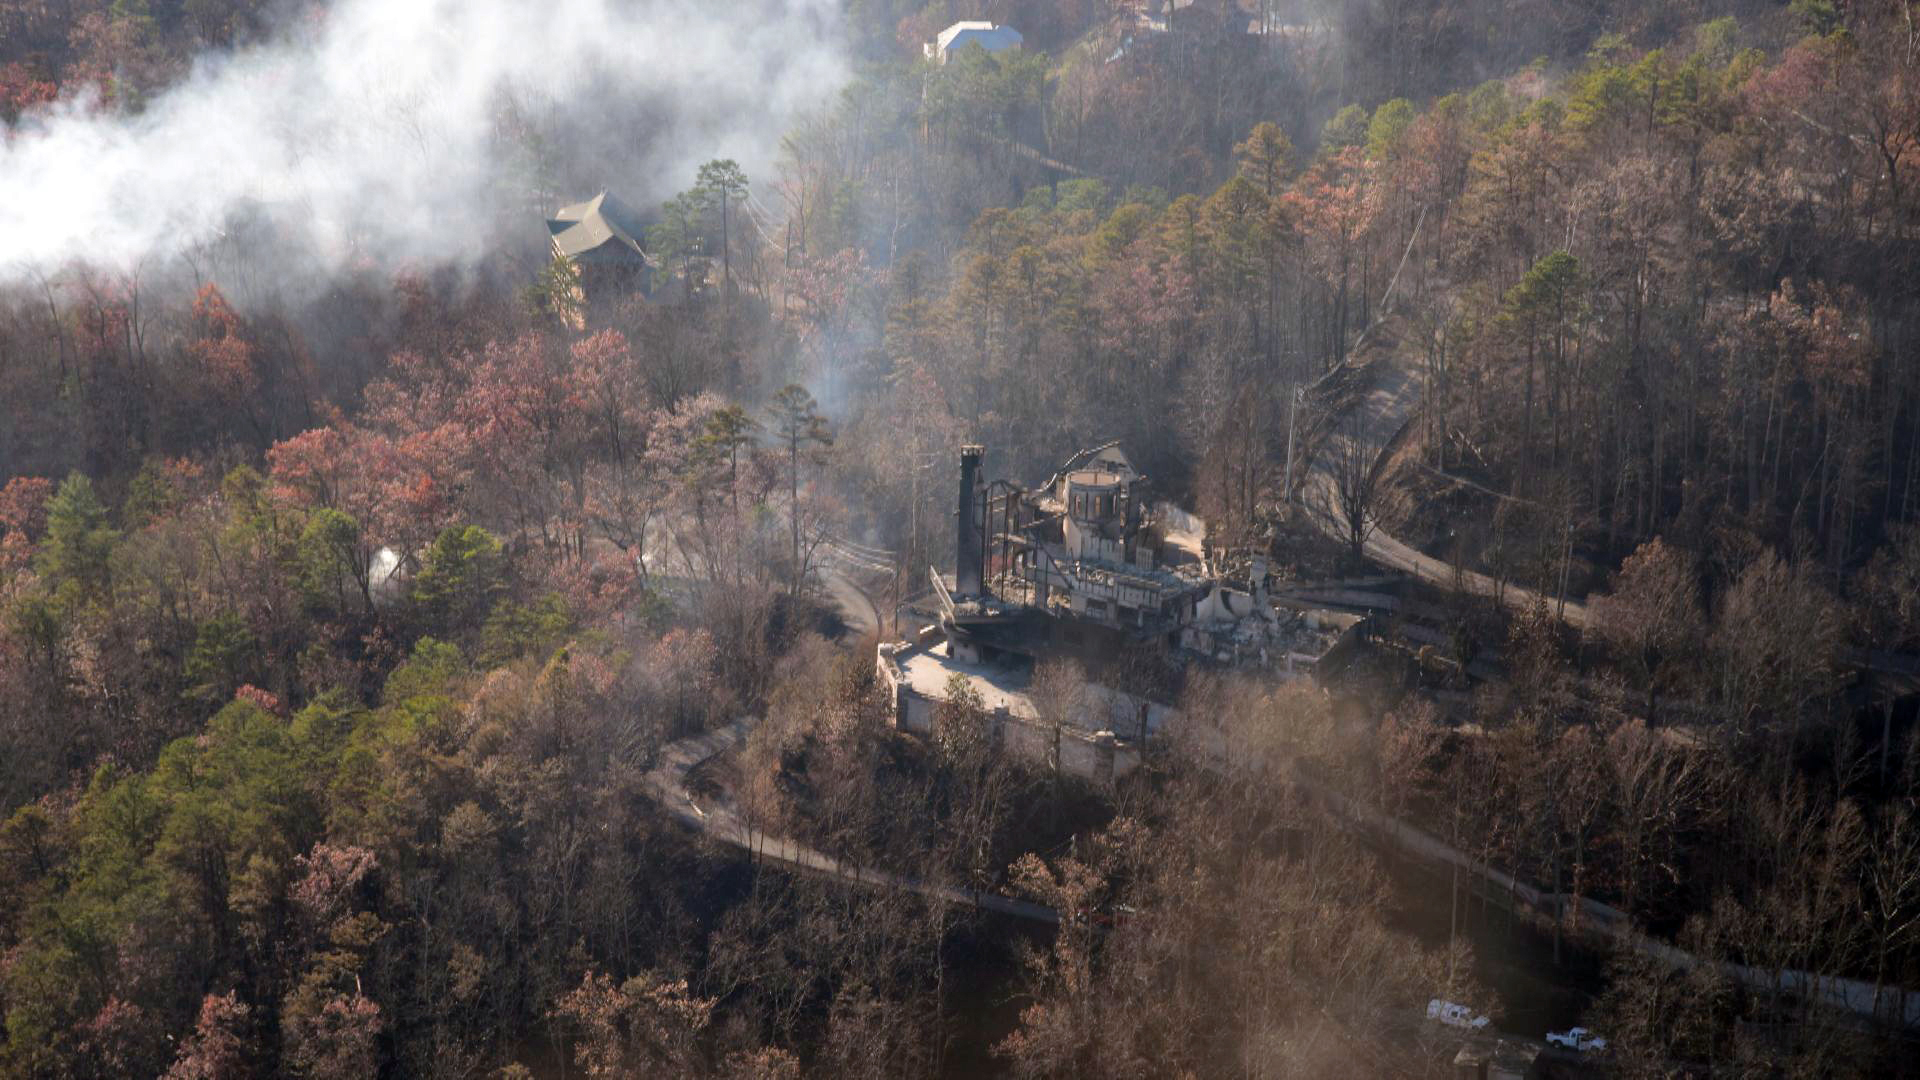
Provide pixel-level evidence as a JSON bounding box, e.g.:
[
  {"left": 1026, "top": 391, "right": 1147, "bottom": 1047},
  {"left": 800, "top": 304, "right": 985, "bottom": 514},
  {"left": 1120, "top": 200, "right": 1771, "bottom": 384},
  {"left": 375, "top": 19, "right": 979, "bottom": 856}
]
[{"left": 877, "top": 643, "right": 1143, "bottom": 784}]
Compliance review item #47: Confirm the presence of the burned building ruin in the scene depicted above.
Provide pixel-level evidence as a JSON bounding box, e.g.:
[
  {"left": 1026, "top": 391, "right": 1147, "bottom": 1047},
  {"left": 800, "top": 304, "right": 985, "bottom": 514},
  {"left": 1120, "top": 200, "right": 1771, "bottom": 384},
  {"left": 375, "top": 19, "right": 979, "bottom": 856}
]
[
  {"left": 931, "top": 441, "right": 1360, "bottom": 673},
  {"left": 878, "top": 442, "right": 1365, "bottom": 781}
]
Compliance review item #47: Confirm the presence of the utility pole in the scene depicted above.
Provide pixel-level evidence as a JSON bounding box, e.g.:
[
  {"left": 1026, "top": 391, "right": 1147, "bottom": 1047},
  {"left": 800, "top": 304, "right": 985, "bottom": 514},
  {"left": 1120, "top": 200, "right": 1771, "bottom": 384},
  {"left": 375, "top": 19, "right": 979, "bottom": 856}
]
[
  {"left": 1282, "top": 384, "right": 1304, "bottom": 502},
  {"left": 904, "top": 456, "right": 918, "bottom": 634}
]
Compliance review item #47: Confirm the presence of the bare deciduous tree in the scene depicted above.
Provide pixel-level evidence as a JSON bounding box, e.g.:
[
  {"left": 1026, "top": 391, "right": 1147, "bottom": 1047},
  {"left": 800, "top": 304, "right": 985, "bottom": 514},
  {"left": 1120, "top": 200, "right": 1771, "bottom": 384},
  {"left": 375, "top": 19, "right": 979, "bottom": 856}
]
[
  {"left": 1325, "top": 411, "right": 1380, "bottom": 563},
  {"left": 1591, "top": 536, "right": 1703, "bottom": 721}
]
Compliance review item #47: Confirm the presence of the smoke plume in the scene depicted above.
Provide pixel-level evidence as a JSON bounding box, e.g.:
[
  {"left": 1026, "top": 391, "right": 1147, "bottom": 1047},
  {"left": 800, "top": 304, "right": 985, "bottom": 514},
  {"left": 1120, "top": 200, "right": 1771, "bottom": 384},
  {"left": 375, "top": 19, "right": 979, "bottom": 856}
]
[{"left": 0, "top": 0, "right": 847, "bottom": 281}]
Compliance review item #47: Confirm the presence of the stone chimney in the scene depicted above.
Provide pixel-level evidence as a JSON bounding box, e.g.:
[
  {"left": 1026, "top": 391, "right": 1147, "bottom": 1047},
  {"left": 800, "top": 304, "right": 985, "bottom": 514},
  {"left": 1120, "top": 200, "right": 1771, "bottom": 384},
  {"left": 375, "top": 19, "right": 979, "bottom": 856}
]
[{"left": 956, "top": 445, "right": 984, "bottom": 596}]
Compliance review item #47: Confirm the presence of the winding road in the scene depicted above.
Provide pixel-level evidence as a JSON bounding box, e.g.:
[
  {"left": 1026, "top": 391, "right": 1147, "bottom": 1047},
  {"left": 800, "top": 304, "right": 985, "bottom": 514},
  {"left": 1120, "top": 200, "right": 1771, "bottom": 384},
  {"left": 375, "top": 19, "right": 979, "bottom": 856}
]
[
  {"left": 1297, "top": 322, "right": 1595, "bottom": 630},
  {"left": 640, "top": 718, "right": 1059, "bottom": 925},
  {"left": 818, "top": 540, "right": 884, "bottom": 638},
  {"left": 1286, "top": 326, "right": 1920, "bottom": 1027}
]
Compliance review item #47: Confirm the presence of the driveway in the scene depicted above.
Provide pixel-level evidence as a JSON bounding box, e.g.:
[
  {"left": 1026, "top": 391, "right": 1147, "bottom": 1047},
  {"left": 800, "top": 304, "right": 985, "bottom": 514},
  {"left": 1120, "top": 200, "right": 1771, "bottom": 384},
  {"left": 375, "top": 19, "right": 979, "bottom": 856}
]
[
  {"left": 1297, "top": 326, "right": 1594, "bottom": 631},
  {"left": 641, "top": 717, "right": 1059, "bottom": 925}
]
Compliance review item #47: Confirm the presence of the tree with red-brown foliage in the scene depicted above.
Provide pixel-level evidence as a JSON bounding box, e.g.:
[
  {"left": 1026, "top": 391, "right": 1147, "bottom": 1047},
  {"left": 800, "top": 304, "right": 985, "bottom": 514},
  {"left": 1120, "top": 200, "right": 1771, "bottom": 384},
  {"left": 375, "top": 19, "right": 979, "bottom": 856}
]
[
  {"left": 553, "top": 970, "right": 714, "bottom": 1079},
  {"left": 163, "top": 993, "right": 253, "bottom": 1080},
  {"left": 1285, "top": 147, "right": 1379, "bottom": 367}
]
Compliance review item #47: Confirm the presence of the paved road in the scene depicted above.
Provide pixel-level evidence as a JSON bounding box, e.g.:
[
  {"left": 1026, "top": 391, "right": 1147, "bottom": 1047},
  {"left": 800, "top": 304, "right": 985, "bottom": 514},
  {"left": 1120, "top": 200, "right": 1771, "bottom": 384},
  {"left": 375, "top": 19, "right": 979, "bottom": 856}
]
[
  {"left": 819, "top": 550, "right": 882, "bottom": 638},
  {"left": 1298, "top": 328, "right": 1595, "bottom": 631},
  {"left": 1285, "top": 329, "right": 1920, "bottom": 1027},
  {"left": 644, "top": 702, "right": 1912, "bottom": 1026},
  {"left": 640, "top": 718, "right": 1059, "bottom": 925}
]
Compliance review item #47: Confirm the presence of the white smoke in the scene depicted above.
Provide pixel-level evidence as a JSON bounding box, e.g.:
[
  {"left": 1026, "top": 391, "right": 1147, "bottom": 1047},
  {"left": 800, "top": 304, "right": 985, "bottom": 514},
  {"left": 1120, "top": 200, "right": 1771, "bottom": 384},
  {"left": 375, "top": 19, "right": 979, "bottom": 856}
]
[{"left": 0, "top": 0, "right": 847, "bottom": 280}]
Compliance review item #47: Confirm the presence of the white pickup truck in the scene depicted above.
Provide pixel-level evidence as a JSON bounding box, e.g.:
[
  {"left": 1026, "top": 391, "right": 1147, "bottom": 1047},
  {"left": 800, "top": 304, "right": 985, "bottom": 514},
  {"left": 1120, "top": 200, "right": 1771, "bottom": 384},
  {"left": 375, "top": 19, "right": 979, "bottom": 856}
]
[
  {"left": 1426, "top": 999, "right": 1491, "bottom": 1030},
  {"left": 1546, "top": 1027, "right": 1608, "bottom": 1053}
]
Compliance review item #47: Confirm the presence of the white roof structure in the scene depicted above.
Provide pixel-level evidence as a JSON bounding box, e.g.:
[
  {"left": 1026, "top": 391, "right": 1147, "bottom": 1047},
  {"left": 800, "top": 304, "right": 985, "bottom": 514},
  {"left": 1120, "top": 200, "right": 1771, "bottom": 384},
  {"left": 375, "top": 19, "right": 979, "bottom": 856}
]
[
  {"left": 925, "top": 21, "right": 1024, "bottom": 64},
  {"left": 888, "top": 640, "right": 1175, "bottom": 736}
]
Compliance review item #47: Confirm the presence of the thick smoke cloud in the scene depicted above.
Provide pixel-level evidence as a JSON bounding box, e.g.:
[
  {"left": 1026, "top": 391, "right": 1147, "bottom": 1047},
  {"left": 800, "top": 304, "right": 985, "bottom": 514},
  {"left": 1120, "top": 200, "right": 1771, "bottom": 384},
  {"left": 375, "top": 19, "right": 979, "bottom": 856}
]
[{"left": 0, "top": 0, "right": 847, "bottom": 281}]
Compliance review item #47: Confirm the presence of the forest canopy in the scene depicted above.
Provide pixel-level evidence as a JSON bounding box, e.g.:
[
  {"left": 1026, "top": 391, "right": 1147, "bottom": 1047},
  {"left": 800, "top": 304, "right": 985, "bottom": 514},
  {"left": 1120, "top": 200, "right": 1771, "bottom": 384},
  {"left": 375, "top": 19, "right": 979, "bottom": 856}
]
[{"left": 6, "top": 0, "right": 1920, "bottom": 1077}]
